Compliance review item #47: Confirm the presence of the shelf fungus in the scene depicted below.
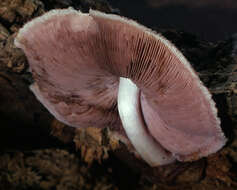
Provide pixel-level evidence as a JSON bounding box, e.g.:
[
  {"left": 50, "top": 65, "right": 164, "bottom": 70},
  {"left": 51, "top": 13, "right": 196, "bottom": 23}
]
[{"left": 15, "top": 8, "right": 227, "bottom": 166}]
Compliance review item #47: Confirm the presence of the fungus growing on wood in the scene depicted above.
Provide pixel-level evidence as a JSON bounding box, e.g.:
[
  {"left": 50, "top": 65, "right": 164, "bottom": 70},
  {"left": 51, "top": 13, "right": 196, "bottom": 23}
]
[{"left": 15, "top": 8, "right": 226, "bottom": 166}]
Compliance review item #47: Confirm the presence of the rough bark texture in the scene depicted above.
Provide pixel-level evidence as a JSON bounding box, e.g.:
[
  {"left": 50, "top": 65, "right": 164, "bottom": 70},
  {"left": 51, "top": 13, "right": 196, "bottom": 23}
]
[{"left": 0, "top": 0, "right": 237, "bottom": 189}]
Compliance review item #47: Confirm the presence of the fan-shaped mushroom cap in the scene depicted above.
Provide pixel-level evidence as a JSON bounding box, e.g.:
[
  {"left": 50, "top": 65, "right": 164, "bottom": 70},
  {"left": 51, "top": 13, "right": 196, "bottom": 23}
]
[{"left": 15, "top": 8, "right": 226, "bottom": 165}]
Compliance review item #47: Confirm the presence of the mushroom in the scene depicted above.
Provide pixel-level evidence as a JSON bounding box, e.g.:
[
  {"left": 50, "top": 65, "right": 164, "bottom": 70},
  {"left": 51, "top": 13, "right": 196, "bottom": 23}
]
[{"left": 14, "top": 8, "right": 226, "bottom": 166}]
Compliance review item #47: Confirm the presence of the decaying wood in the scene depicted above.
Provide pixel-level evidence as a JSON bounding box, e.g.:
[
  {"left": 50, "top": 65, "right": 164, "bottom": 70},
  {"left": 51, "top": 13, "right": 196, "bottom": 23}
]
[{"left": 0, "top": 0, "right": 237, "bottom": 189}]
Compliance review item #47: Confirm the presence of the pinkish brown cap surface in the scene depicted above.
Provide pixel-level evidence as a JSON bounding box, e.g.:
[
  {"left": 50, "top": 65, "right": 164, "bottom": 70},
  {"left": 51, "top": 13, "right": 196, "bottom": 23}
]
[
  {"left": 15, "top": 8, "right": 226, "bottom": 165},
  {"left": 15, "top": 9, "right": 120, "bottom": 129}
]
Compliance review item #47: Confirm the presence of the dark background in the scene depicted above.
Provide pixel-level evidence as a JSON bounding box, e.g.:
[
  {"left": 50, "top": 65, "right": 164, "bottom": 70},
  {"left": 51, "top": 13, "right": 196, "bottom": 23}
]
[{"left": 108, "top": 0, "right": 237, "bottom": 42}]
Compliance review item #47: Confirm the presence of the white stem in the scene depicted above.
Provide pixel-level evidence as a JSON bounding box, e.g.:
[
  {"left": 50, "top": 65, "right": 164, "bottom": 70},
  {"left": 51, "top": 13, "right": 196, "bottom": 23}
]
[{"left": 117, "top": 77, "right": 175, "bottom": 166}]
